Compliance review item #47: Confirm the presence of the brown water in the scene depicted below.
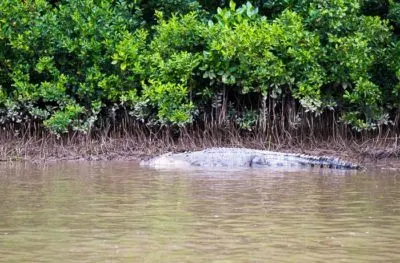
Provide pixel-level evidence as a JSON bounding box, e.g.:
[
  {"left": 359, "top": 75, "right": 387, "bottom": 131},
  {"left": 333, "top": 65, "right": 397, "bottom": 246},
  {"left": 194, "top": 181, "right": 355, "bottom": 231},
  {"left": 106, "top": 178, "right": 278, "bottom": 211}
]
[{"left": 0, "top": 162, "right": 399, "bottom": 263}]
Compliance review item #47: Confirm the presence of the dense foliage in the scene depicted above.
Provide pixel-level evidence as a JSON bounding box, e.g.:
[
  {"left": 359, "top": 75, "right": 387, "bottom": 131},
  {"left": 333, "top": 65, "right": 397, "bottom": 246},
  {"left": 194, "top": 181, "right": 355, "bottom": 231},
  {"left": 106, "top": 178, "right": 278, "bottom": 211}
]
[{"left": 0, "top": 0, "right": 399, "bottom": 135}]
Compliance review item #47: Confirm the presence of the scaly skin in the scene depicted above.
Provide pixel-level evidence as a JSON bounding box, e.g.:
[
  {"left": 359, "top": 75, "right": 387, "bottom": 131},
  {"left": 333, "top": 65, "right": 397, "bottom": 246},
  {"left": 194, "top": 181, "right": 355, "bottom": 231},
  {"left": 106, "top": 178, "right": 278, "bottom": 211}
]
[{"left": 140, "top": 147, "right": 362, "bottom": 170}]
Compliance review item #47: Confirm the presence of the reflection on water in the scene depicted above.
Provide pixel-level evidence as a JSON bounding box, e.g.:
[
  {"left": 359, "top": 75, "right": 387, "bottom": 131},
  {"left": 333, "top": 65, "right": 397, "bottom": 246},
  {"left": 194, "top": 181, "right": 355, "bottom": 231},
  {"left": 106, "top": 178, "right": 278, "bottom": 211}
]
[{"left": 0, "top": 162, "right": 399, "bottom": 262}]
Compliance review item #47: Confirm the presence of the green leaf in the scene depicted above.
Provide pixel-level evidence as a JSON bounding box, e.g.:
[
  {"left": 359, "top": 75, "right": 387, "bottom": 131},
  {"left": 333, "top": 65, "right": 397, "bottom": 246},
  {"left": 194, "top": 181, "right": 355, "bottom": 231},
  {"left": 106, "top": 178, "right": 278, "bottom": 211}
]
[
  {"left": 120, "top": 62, "right": 127, "bottom": 71},
  {"left": 229, "top": 1, "right": 236, "bottom": 11}
]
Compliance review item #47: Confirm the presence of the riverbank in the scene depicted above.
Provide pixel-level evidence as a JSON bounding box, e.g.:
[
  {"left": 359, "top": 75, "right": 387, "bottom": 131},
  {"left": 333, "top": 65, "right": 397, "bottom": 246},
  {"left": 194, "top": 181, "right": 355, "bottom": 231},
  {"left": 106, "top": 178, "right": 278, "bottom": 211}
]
[{"left": 1, "top": 134, "right": 399, "bottom": 170}]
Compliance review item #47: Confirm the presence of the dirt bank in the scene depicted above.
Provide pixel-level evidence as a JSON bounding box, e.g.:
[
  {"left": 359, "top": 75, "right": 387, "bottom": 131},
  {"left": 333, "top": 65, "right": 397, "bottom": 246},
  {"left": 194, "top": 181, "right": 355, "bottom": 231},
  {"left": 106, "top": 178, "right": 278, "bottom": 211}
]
[{"left": 1, "top": 135, "right": 399, "bottom": 170}]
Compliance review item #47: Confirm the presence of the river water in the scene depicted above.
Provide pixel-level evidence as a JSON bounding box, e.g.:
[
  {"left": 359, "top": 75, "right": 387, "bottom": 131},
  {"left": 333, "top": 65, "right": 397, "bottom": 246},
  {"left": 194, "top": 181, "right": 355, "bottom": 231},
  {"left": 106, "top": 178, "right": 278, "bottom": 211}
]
[{"left": 0, "top": 162, "right": 399, "bottom": 262}]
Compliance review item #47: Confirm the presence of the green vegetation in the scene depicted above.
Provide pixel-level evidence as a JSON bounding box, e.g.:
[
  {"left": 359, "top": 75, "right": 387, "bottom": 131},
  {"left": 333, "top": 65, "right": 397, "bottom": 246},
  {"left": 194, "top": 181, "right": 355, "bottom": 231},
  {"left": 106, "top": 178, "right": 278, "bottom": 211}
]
[{"left": 0, "top": 0, "right": 399, "bottom": 137}]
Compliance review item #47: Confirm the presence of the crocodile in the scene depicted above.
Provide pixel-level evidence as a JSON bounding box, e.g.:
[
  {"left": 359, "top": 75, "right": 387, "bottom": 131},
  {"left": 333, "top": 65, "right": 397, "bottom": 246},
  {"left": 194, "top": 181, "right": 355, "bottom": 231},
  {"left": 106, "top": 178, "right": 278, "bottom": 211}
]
[{"left": 140, "top": 147, "right": 362, "bottom": 170}]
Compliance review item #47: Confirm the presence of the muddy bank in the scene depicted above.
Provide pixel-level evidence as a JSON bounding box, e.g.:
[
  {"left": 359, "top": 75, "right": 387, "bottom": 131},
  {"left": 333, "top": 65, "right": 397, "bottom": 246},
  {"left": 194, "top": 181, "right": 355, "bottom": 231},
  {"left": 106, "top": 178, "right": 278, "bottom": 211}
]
[{"left": 0, "top": 135, "right": 399, "bottom": 170}]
